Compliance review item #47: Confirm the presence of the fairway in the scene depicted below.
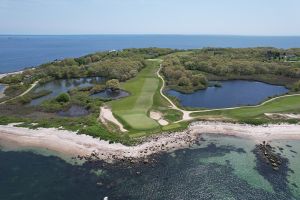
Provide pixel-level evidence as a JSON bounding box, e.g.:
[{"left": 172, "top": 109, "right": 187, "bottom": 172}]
[{"left": 108, "top": 61, "right": 161, "bottom": 130}]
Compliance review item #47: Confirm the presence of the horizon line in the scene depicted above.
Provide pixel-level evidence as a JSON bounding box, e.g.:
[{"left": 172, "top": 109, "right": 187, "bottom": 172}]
[{"left": 1, "top": 33, "right": 300, "bottom": 37}]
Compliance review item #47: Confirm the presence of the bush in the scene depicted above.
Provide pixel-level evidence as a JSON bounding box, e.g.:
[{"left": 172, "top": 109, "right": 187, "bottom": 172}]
[
  {"left": 292, "top": 80, "right": 300, "bottom": 92},
  {"left": 56, "top": 93, "right": 70, "bottom": 103},
  {"left": 106, "top": 79, "right": 120, "bottom": 91}
]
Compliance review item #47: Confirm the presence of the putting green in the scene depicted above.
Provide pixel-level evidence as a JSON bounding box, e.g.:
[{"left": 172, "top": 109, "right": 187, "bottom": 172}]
[{"left": 109, "top": 61, "right": 161, "bottom": 130}]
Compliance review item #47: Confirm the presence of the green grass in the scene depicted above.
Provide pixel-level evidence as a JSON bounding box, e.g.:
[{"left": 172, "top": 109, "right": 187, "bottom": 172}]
[
  {"left": 109, "top": 61, "right": 162, "bottom": 130},
  {"left": 191, "top": 95, "right": 300, "bottom": 122}
]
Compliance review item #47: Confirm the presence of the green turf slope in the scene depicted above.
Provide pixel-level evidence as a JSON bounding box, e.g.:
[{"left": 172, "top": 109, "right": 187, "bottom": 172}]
[{"left": 109, "top": 61, "right": 160, "bottom": 130}]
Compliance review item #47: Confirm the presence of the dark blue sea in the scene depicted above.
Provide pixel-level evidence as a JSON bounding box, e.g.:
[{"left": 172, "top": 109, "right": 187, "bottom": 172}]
[
  {"left": 1, "top": 135, "right": 300, "bottom": 200},
  {"left": 1, "top": 35, "right": 300, "bottom": 73},
  {"left": 1, "top": 35, "right": 300, "bottom": 199}
]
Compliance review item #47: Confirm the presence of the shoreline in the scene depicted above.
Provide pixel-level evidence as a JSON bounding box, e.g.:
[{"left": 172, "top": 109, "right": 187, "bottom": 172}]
[
  {"left": 1, "top": 121, "right": 300, "bottom": 163},
  {"left": 0, "top": 70, "right": 24, "bottom": 80}
]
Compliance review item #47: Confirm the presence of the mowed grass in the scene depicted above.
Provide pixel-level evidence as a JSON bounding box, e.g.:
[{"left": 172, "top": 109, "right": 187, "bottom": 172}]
[
  {"left": 108, "top": 61, "right": 160, "bottom": 130},
  {"left": 191, "top": 95, "right": 300, "bottom": 120}
]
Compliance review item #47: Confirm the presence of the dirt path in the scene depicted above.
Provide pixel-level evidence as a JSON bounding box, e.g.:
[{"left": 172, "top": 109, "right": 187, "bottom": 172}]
[
  {"left": 99, "top": 106, "right": 128, "bottom": 132},
  {"left": 0, "top": 81, "right": 39, "bottom": 105},
  {"left": 157, "top": 64, "right": 300, "bottom": 123},
  {"left": 157, "top": 65, "right": 194, "bottom": 121}
]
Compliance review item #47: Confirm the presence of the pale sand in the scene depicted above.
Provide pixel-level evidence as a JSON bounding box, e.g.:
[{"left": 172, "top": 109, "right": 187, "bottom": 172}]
[
  {"left": 0, "top": 124, "right": 195, "bottom": 162},
  {"left": 99, "top": 106, "right": 127, "bottom": 132},
  {"left": 149, "top": 111, "right": 169, "bottom": 126},
  {"left": 265, "top": 113, "right": 300, "bottom": 120},
  {"left": 1, "top": 121, "right": 300, "bottom": 163},
  {"left": 0, "top": 70, "right": 24, "bottom": 80}
]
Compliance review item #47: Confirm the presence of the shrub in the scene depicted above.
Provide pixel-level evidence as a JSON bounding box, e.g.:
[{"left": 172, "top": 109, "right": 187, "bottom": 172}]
[
  {"left": 292, "top": 80, "right": 300, "bottom": 92},
  {"left": 106, "top": 79, "right": 120, "bottom": 91},
  {"left": 56, "top": 93, "right": 70, "bottom": 103}
]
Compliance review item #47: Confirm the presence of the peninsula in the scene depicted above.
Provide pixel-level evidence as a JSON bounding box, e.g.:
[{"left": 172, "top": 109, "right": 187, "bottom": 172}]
[{"left": 1, "top": 47, "right": 300, "bottom": 162}]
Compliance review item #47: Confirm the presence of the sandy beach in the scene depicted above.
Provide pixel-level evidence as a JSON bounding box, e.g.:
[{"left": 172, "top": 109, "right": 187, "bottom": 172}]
[
  {"left": 1, "top": 121, "right": 300, "bottom": 163},
  {"left": 0, "top": 70, "right": 24, "bottom": 80}
]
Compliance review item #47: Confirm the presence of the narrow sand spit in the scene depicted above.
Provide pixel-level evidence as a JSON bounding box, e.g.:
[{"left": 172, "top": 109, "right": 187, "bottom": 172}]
[
  {"left": 99, "top": 106, "right": 128, "bottom": 132},
  {"left": 1, "top": 121, "right": 300, "bottom": 163},
  {"left": 0, "top": 70, "right": 24, "bottom": 79},
  {"left": 150, "top": 111, "right": 169, "bottom": 126}
]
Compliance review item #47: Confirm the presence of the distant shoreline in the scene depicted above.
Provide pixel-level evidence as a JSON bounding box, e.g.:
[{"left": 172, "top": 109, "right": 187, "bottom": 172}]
[
  {"left": 1, "top": 35, "right": 300, "bottom": 73},
  {"left": 1, "top": 121, "right": 300, "bottom": 163},
  {"left": 0, "top": 70, "right": 24, "bottom": 79}
]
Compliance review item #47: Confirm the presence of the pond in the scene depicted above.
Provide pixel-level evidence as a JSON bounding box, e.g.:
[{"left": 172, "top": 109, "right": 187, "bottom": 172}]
[
  {"left": 0, "top": 84, "right": 6, "bottom": 98},
  {"left": 57, "top": 105, "right": 89, "bottom": 117},
  {"left": 91, "top": 89, "right": 129, "bottom": 100},
  {"left": 166, "top": 80, "right": 289, "bottom": 109},
  {"left": 29, "top": 77, "right": 106, "bottom": 106}
]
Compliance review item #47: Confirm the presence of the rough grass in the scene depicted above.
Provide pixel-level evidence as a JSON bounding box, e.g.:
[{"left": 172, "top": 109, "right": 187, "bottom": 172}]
[
  {"left": 191, "top": 95, "right": 300, "bottom": 121},
  {"left": 109, "top": 61, "right": 161, "bottom": 130}
]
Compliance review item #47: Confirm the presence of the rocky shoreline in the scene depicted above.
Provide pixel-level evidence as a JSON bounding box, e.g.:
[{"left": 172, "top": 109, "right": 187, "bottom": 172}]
[{"left": 0, "top": 121, "right": 300, "bottom": 164}]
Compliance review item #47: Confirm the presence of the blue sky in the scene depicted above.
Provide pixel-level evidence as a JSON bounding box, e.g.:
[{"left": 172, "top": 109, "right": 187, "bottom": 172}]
[{"left": 0, "top": 0, "right": 300, "bottom": 35}]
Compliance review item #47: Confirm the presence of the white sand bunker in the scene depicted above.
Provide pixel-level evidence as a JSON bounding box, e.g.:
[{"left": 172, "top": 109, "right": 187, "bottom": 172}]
[
  {"left": 99, "top": 106, "right": 127, "bottom": 132},
  {"left": 150, "top": 111, "right": 169, "bottom": 126},
  {"left": 265, "top": 113, "right": 300, "bottom": 120}
]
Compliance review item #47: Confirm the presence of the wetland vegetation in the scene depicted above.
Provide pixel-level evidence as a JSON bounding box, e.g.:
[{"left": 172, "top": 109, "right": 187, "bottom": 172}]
[{"left": 0, "top": 47, "right": 300, "bottom": 143}]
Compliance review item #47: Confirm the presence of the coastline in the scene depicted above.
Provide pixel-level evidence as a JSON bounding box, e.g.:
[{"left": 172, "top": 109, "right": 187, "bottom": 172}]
[
  {"left": 1, "top": 121, "right": 300, "bottom": 163},
  {"left": 0, "top": 70, "right": 24, "bottom": 80}
]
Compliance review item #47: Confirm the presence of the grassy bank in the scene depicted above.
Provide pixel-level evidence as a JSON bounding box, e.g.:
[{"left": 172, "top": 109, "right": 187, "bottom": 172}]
[{"left": 191, "top": 94, "right": 300, "bottom": 123}]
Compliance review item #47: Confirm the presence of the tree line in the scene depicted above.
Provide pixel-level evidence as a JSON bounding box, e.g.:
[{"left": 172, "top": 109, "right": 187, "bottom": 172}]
[
  {"left": 0, "top": 48, "right": 176, "bottom": 85},
  {"left": 162, "top": 48, "right": 300, "bottom": 92}
]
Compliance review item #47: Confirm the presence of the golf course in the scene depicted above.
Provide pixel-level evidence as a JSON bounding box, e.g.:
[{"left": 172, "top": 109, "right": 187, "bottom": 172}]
[
  {"left": 1, "top": 48, "right": 300, "bottom": 140},
  {"left": 108, "top": 60, "right": 162, "bottom": 130}
]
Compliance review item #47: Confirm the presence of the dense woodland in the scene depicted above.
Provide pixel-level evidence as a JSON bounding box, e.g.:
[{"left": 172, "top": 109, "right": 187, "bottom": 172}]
[
  {"left": 162, "top": 48, "right": 300, "bottom": 92},
  {"left": 2, "top": 47, "right": 300, "bottom": 97},
  {"left": 0, "top": 48, "right": 176, "bottom": 98},
  {"left": 0, "top": 48, "right": 176, "bottom": 85}
]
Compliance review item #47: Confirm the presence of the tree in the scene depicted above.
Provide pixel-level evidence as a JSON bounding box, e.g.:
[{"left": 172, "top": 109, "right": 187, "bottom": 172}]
[
  {"left": 191, "top": 74, "right": 208, "bottom": 87},
  {"left": 292, "top": 80, "right": 300, "bottom": 92},
  {"left": 90, "top": 84, "right": 105, "bottom": 94},
  {"left": 56, "top": 93, "right": 70, "bottom": 103},
  {"left": 106, "top": 79, "right": 120, "bottom": 91},
  {"left": 178, "top": 77, "right": 190, "bottom": 86}
]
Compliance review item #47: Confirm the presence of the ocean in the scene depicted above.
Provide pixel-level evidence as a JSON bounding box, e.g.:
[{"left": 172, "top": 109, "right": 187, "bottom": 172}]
[
  {"left": 1, "top": 35, "right": 300, "bottom": 199},
  {"left": 1, "top": 35, "right": 300, "bottom": 73},
  {"left": 1, "top": 134, "right": 299, "bottom": 200}
]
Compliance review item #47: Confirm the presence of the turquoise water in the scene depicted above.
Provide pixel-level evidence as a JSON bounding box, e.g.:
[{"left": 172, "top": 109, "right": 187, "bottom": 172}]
[
  {"left": 1, "top": 35, "right": 300, "bottom": 73},
  {"left": 166, "top": 80, "right": 289, "bottom": 108},
  {"left": 0, "top": 134, "right": 299, "bottom": 200}
]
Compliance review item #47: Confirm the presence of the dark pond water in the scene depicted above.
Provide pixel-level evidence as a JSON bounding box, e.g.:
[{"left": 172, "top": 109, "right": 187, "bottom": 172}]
[
  {"left": 91, "top": 89, "right": 129, "bottom": 100},
  {"left": 29, "top": 77, "right": 105, "bottom": 106},
  {"left": 166, "top": 80, "right": 289, "bottom": 109},
  {"left": 57, "top": 105, "right": 89, "bottom": 117},
  {"left": 0, "top": 84, "right": 6, "bottom": 96},
  {"left": 0, "top": 135, "right": 299, "bottom": 200}
]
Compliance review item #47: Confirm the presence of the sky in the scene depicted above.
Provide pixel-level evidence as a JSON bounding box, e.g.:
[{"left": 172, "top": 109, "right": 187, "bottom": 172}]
[{"left": 0, "top": 0, "right": 300, "bottom": 36}]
